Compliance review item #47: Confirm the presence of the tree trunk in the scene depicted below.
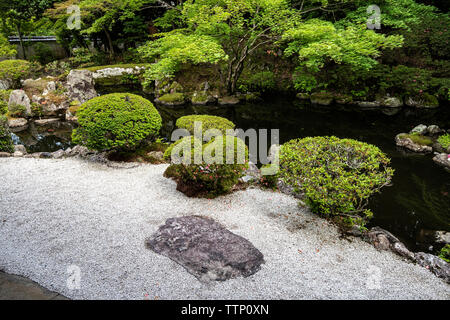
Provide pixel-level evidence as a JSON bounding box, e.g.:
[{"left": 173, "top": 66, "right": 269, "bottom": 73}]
[
  {"left": 226, "top": 47, "right": 248, "bottom": 95},
  {"left": 104, "top": 28, "right": 115, "bottom": 58},
  {"left": 16, "top": 24, "right": 26, "bottom": 60}
]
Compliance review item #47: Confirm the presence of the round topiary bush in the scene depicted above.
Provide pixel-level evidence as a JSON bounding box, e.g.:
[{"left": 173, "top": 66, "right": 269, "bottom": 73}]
[
  {"left": 164, "top": 135, "right": 248, "bottom": 198},
  {"left": 176, "top": 115, "right": 235, "bottom": 136},
  {"left": 278, "top": 136, "right": 394, "bottom": 227},
  {"left": 163, "top": 135, "right": 202, "bottom": 161},
  {"left": 0, "top": 115, "right": 14, "bottom": 153},
  {"left": 72, "top": 93, "right": 162, "bottom": 151}
]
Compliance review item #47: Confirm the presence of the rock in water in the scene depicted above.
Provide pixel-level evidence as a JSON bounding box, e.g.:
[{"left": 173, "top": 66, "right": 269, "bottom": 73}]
[
  {"left": 146, "top": 216, "right": 264, "bottom": 282},
  {"left": 65, "top": 70, "right": 97, "bottom": 104}
]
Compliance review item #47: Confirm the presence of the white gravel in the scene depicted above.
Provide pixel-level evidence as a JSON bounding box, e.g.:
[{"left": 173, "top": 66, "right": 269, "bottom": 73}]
[{"left": 0, "top": 157, "right": 448, "bottom": 300}]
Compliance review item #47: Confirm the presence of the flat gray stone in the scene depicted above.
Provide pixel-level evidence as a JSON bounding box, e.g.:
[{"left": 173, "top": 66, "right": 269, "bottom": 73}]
[{"left": 146, "top": 216, "right": 264, "bottom": 282}]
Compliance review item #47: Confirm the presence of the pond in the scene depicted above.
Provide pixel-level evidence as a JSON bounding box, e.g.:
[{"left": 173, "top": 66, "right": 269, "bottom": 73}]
[{"left": 12, "top": 95, "right": 450, "bottom": 252}]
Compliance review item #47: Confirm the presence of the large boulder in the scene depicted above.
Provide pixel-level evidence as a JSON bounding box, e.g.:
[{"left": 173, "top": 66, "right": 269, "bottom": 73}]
[
  {"left": 415, "top": 252, "right": 450, "bottom": 283},
  {"left": 367, "top": 227, "right": 416, "bottom": 261},
  {"left": 7, "top": 118, "right": 28, "bottom": 131},
  {"left": 395, "top": 134, "right": 433, "bottom": 153},
  {"left": 310, "top": 92, "right": 334, "bottom": 106},
  {"left": 65, "top": 70, "right": 97, "bottom": 104},
  {"left": 146, "top": 216, "right": 265, "bottom": 282},
  {"left": 91, "top": 66, "right": 146, "bottom": 79},
  {"left": 8, "top": 90, "right": 32, "bottom": 116},
  {"left": 410, "top": 124, "right": 428, "bottom": 135},
  {"left": 382, "top": 96, "right": 403, "bottom": 108},
  {"left": 432, "top": 153, "right": 450, "bottom": 170},
  {"left": 218, "top": 96, "right": 240, "bottom": 106}
]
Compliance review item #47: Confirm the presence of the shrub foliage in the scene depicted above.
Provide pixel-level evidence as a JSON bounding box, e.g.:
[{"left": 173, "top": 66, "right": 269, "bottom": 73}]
[
  {"left": 176, "top": 115, "right": 235, "bottom": 136},
  {"left": 164, "top": 135, "right": 248, "bottom": 198},
  {"left": 0, "top": 115, "right": 14, "bottom": 153},
  {"left": 72, "top": 93, "right": 162, "bottom": 151},
  {"left": 278, "top": 136, "right": 394, "bottom": 226}
]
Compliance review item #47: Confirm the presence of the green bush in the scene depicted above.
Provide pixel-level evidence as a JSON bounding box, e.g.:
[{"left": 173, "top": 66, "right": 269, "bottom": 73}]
[
  {"left": 238, "top": 71, "right": 276, "bottom": 93},
  {"left": 0, "top": 101, "right": 7, "bottom": 115},
  {"left": 164, "top": 135, "right": 248, "bottom": 198},
  {"left": 437, "top": 134, "right": 450, "bottom": 150},
  {"left": 7, "top": 104, "right": 27, "bottom": 118},
  {"left": 439, "top": 244, "right": 450, "bottom": 263},
  {"left": 0, "top": 115, "right": 13, "bottom": 153},
  {"left": 0, "top": 60, "right": 31, "bottom": 86},
  {"left": 163, "top": 135, "right": 202, "bottom": 161},
  {"left": 72, "top": 93, "right": 162, "bottom": 151},
  {"left": 278, "top": 136, "right": 394, "bottom": 226},
  {"left": 176, "top": 115, "right": 235, "bottom": 136}
]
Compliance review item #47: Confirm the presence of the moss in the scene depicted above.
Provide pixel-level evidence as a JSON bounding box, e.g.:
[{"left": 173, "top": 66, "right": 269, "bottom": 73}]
[
  {"left": 158, "top": 92, "right": 185, "bottom": 103},
  {"left": 398, "top": 133, "right": 433, "bottom": 146},
  {"left": 310, "top": 92, "right": 334, "bottom": 105},
  {"left": 191, "top": 92, "right": 209, "bottom": 104}
]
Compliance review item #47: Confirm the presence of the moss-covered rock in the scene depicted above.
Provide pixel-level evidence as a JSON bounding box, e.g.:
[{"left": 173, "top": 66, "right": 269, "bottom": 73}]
[
  {"left": 156, "top": 92, "right": 186, "bottom": 106},
  {"left": 190, "top": 91, "right": 215, "bottom": 105},
  {"left": 310, "top": 92, "right": 334, "bottom": 105},
  {"left": 218, "top": 96, "right": 240, "bottom": 105}
]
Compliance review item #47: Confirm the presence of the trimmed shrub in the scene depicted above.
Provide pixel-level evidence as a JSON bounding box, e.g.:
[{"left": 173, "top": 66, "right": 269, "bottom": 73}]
[
  {"left": 0, "top": 115, "right": 13, "bottom": 153},
  {"left": 163, "top": 135, "right": 202, "bottom": 161},
  {"left": 278, "top": 136, "right": 394, "bottom": 226},
  {"left": 72, "top": 93, "right": 162, "bottom": 151},
  {"left": 437, "top": 134, "right": 450, "bottom": 150},
  {"left": 0, "top": 100, "right": 7, "bottom": 115},
  {"left": 0, "top": 60, "right": 31, "bottom": 86},
  {"left": 164, "top": 135, "right": 248, "bottom": 198},
  {"left": 176, "top": 115, "right": 235, "bottom": 136}
]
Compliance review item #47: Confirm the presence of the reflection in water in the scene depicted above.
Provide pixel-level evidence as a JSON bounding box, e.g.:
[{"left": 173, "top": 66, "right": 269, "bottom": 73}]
[{"left": 12, "top": 121, "right": 75, "bottom": 153}]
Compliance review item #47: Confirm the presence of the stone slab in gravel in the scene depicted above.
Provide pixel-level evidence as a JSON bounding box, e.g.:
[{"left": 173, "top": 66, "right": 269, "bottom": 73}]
[
  {"left": 0, "top": 158, "right": 449, "bottom": 300},
  {"left": 146, "top": 216, "right": 264, "bottom": 282}
]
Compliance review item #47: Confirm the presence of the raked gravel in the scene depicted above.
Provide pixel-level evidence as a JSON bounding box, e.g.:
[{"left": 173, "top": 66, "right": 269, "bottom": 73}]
[{"left": 0, "top": 157, "right": 448, "bottom": 300}]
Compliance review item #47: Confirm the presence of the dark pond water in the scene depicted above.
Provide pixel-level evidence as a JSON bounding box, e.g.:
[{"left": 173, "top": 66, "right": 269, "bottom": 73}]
[{"left": 12, "top": 94, "right": 450, "bottom": 252}]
